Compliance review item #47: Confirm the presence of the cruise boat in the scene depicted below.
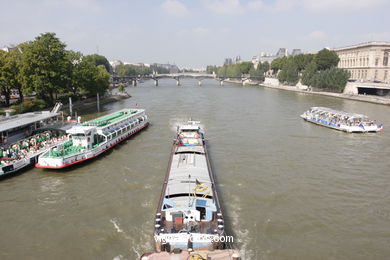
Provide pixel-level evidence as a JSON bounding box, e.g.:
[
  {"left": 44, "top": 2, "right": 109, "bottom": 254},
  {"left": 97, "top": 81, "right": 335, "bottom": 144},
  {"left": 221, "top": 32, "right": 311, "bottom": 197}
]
[
  {"left": 36, "top": 108, "right": 148, "bottom": 169},
  {"left": 141, "top": 121, "right": 241, "bottom": 260},
  {"left": 301, "top": 107, "right": 383, "bottom": 133},
  {"left": 1, "top": 130, "right": 68, "bottom": 178}
]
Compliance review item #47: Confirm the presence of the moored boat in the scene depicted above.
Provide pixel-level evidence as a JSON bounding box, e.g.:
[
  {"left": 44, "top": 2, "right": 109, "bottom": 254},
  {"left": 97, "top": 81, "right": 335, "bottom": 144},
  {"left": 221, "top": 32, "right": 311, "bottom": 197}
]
[
  {"left": 301, "top": 107, "right": 383, "bottom": 133},
  {"left": 141, "top": 121, "right": 241, "bottom": 260},
  {"left": 1, "top": 129, "right": 67, "bottom": 178},
  {"left": 36, "top": 108, "right": 148, "bottom": 169}
]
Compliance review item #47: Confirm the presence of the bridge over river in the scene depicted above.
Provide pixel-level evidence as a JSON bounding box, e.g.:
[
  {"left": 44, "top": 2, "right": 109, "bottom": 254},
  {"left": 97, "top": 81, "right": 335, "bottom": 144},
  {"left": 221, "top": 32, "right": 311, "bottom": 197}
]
[{"left": 111, "top": 73, "right": 263, "bottom": 86}]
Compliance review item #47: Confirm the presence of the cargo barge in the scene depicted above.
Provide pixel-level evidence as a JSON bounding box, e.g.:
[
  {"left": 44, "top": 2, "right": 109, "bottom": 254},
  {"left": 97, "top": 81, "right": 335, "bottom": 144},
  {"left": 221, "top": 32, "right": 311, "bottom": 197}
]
[{"left": 141, "top": 121, "right": 240, "bottom": 260}]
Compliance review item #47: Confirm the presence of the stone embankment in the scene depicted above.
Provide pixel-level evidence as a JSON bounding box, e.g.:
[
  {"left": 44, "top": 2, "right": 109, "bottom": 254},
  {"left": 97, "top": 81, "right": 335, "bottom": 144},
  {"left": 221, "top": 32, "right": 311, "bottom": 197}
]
[{"left": 260, "top": 77, "right": 390, "bottom": 106}]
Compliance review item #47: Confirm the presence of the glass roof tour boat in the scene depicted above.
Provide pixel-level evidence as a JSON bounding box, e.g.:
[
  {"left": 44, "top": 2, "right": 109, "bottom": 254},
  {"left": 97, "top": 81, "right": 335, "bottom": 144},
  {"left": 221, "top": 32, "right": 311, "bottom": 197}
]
[
  {"left": 301, "top": 107, "right": 383, "bottom": 133},
  {"left": 36, "top": 108, "right": 148, "bottom": 169},
  {"left": 141, "top": 121, "right": 241, "bottom": 260}
]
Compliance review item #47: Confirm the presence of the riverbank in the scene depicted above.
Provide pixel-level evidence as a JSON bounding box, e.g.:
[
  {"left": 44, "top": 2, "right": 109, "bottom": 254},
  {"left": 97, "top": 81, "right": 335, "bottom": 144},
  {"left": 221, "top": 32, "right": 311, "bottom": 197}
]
[
  {"left": 61, "top": 93, "right": 130, "bottom": 113},
  {"left": 260, "top": 83, "right": 390, "bottom": 106}
]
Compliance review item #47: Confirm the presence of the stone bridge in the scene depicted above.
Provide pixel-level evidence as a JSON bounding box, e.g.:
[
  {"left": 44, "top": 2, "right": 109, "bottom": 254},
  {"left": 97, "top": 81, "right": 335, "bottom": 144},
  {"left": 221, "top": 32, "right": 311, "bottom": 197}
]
[{"left": 111, "top": 73, "right": 263, "bottom": 86}]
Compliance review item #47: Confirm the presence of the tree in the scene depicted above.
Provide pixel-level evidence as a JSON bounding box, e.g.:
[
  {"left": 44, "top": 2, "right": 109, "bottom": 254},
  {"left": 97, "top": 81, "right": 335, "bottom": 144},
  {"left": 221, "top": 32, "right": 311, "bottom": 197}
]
[
  {"left": 237, "top": 61, "right": 253, "bottom": 74},
  {"left": 301, "top": 60, "right": 317, "bottom": 86},
  {"left": 310, "top": 67, "right": 350, "bottom": 92},
  {"left": 315, "top": 49, "right": 339, "bottom": 71},
  {"left": 73, "top": 59, "right": 110, "bottom": 97},
  {"left": 271, "top": 57, "right": 287, "bottom": 74},
  {"left": 259, "top": 61, "right": 270, "bottom": 72},
  {"left": 84, "top": 54, "right": 111, "bottom": 73},
  {"left": 249, "top": 66, "right": 265, "bottom": 82},
  {"left": 206, "top": 65, "right": 218, "bottom": 74},
  {"left": 293, "top": 53, "right": 314, "bottom": 72},
  {"left": 19, "top": 33, "right": 71, "bottom": 104},
  {"left": 278, "top": 60, "right": 299, "bottom": 85}
]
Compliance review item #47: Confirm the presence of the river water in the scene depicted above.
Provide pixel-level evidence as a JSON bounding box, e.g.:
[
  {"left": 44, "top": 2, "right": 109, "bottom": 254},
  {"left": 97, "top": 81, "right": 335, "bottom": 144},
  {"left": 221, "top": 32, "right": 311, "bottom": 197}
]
[{"left": 1, "top": 79, "right": 390, "bottom": 260}]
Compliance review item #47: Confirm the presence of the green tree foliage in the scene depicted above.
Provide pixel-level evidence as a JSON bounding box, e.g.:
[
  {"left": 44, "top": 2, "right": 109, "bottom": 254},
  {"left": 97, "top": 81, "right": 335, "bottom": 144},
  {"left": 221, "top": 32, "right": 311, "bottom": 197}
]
[
  {"left": 249, "top": 64, "right": 265, "bottom": 82},
  {"left": 237, "top": 62, "right": 253, "bottom": 74},
  {"left": 315, "top": 49, "right": 340, "bottom": 71},
  {"left": 258, "top": 61, "right": 270, "bottom": 72},
  {"left": 301, "top": 61, "right": 317, "bottom": 86},
  {"left": 206, "top": 65, "right": 218, "bottom": 74},
  {"left": 310, "top": 67, "right": 350, "bottom": 92},
  {"left": 83, "top": 54, "right": 111, "bottom": 72},
  {"left": 19, "top": 33, "right": 71, "bottom": 104},
  {"left": 150, "top": 64, "right": 169, "bottom": 74},
  {"left": 271, "top": 57, "right": 287, "bottom": 74},
  {"left": 116, "top": 64, "right": 152, "bottom": 76},
  {"left": 278, "top": 59, "right": 299, "bottom": 85},
  {"left": 215, "top": 62, "right": 255, "bottom": 78},
  {"left": 0, "top": 50, "right": 22, "bottom": 106},
  {"left": 73, "top": 59, "right": 110, "bottom": 96},
  {"left": 293, "top": 54, "right": 314, "bottom": 72},
  {"left": 0, "top": 33, "right": 110, "bottom": 110}
]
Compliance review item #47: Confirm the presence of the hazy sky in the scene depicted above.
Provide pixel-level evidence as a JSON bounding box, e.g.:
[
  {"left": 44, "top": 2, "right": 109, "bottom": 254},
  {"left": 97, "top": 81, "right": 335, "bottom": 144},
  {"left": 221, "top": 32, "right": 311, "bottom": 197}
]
[{"left": 1, "top": 0, "right": 389, "bottom": 68}]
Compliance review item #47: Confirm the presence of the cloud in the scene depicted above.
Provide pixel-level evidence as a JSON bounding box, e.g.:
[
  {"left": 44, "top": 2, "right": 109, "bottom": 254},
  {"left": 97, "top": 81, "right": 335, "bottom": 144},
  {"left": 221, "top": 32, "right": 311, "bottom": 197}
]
[
  {"left": 177, "top": 27, "right": 211, "bottom": 37},
  {"left": 247, "top": 0, "right": 266, "bottom": 11},
  {"left": 202, "top": 0, "right": 244, "bottom": 15},
  {"left": 161, "top": 0, "right": 190, "bottom": 17},
  {"left": 273, "top": 0, "right": 387, "bottom": 13},
  {"left": 202, "top": 0, "right": 388, "bottom": 15},
  {"left": 305, "top": 30, "right": 327, "bottom": 41}
]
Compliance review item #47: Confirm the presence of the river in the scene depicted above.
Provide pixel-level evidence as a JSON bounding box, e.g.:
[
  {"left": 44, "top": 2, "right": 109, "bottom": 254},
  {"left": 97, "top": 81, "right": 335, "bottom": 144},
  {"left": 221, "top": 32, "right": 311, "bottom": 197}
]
[{"left": 1, "top": 78, "right": 390, "bottom": 259}]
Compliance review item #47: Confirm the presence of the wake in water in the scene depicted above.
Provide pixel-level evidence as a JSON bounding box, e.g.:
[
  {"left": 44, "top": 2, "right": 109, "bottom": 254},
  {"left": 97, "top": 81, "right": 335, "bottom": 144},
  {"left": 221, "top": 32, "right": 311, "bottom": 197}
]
[{"left": 109, "top": 218, "right": 153, "bottom": 260}]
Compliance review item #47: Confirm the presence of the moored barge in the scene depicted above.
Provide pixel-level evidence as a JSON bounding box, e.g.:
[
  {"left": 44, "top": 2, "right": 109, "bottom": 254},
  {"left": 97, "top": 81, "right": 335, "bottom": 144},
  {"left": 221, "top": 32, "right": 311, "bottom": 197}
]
[
  {"left": 36, "top": 108, "right": 148, "bottom": 169},
  {"left": 301, "top": 107, "right": 383, "bottom": 133},
  {"left": 141, "top": 121, "right": 240, "bottom": 260}
]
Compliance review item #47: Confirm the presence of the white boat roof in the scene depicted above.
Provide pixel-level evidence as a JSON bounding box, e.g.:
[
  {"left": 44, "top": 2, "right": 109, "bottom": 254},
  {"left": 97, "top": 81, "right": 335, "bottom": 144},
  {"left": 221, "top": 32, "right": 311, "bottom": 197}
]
[
  {"left": 66, "top": 126, "right": 95, "bottom": 135},
  {"left": 310, "top": 107, "right": 368, "bottom": 119},
  {"left": 176, "top": 146, "right": 205, "bottom": 154},
  {"left": 179, "top": 125, "right": 200, "bottom": 131},
  {"left": 0, "top": 111, "right": 58, "bottom": 133},
  {"left": 165, "top": 153, "right": 213, "bottom": 197}
]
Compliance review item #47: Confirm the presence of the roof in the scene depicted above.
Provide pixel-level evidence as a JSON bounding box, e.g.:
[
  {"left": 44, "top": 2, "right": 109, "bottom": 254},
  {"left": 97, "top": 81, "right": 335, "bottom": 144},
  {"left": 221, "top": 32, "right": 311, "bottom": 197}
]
[
  {"left": 332, "top": 41, "right": 390, "bottom": 52},
  {"left": 310, "top": 107, "right": 367, "bottom": 119},
  {"left": 66, "top": 126, "right": 95, "bottom": 135},
  {"left": 0, "top": 111, "right": 58, "bottom": 133},
  {"left": 165, "top": 153, "right": 213, "bottom": 196},
  {"left": 179, "top": 125, "right": 200, "bottom": 131},
  {"left": 82, "top": 108, "right": 144, "bottom": 128}
]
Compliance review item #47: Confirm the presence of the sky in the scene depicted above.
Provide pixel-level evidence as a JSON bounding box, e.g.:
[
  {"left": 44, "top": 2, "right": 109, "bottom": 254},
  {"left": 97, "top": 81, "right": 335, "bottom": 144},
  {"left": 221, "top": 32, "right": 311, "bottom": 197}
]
[{"left": 1, "top": 0, "right": 389, "bottom": 68}]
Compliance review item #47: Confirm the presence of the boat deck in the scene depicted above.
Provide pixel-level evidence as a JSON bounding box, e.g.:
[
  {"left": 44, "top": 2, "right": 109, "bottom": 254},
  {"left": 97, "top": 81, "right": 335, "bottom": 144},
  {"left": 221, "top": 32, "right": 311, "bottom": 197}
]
[{"left": 82, "top": 109, "right": 140, "bottom": 127}]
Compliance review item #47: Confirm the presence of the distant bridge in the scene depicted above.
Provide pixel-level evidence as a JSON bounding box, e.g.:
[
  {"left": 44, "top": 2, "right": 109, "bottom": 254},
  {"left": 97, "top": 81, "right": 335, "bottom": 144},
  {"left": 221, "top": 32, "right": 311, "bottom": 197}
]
[{"left": 111, "top": 73, "right": 264, "bottom": 86}]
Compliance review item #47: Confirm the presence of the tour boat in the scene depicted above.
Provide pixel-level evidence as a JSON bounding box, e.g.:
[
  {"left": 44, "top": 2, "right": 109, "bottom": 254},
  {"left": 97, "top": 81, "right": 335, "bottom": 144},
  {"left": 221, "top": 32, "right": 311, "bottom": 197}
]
[
  {"left": 301, "top": 107, "right": 383, "bottom": 133},
  {"left": 36, "top": 108, "right": 148, "bottom": 169},
  {"left": 141, "top": 121, "right": 241, "bottom": 260},
  {"left": 1, "top": 130, "right": 67, "bottom": 178}
]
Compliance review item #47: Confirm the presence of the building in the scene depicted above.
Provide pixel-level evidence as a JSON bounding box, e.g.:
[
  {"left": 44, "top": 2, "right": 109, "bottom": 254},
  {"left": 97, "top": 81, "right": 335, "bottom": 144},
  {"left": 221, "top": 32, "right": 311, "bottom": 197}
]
[
  {"left": 333, "top": 42, "right": 390, "bottom": 83},
  {"left": 251, "top": 48, "right": 301, "bottom": 68}
]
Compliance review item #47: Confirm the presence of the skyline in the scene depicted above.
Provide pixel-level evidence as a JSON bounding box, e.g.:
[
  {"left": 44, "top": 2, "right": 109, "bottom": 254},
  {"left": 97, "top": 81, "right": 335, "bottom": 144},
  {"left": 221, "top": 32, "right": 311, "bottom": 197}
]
[{"left": 1, "top": 0, "right": 389, "bottom": 68}]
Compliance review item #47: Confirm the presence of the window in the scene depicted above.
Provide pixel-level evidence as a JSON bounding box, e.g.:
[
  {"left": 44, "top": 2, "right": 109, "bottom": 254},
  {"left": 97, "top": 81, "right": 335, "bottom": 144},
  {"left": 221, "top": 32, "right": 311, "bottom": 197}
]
[
  {"left": 384, "top": 52, "right": 389, "bottom": 66},
  {"left": 385, "top": 70, "right": 388, "bottom": 81},
  {"left": 374, "top": 70, "right": 378, "bottom": 79},
  {"left": 375, "top": 58, "right": 379, "bottom": 66}
]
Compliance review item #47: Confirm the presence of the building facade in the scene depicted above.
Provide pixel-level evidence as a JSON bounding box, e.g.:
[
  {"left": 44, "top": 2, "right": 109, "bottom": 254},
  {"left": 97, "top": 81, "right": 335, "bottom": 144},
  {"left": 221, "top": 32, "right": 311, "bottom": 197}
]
[
  {"left": 333, "top": 42, "right": 390, "bottom": 83},
  {"left": 251, "top": 48, "right": 302, "bottom": 68}
]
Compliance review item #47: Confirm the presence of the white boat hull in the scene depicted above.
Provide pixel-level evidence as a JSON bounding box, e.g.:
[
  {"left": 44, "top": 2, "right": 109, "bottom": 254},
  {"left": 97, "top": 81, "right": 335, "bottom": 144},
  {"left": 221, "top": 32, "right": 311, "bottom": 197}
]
[{"left": 36, "top": 121, "right": 149, "bottom": 169}]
